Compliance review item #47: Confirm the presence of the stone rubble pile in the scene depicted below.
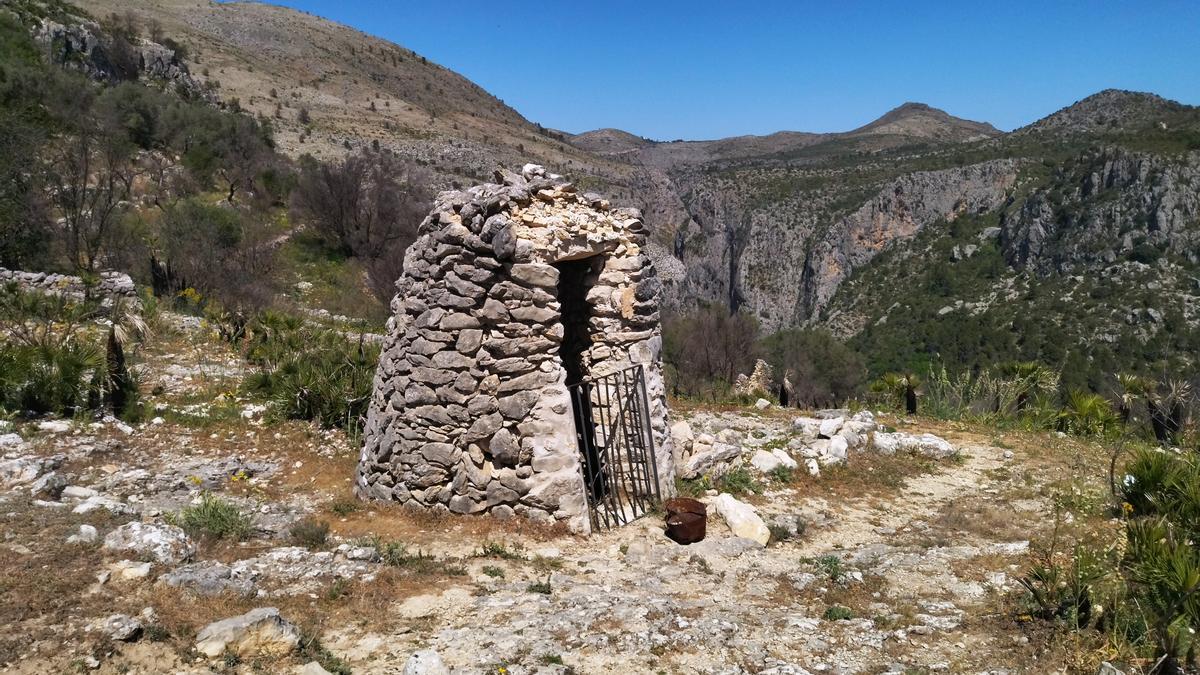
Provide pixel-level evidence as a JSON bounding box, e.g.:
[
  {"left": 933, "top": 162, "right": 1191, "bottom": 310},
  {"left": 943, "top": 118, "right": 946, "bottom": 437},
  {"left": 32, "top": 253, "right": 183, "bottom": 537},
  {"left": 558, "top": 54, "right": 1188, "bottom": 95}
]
[
  {"left": 734, "top": 359, "right": 775, "bottom": 397},
  {"left": 358, "top": 164, "right": 674, "bottom": 533},
  {"left": 671, "top": 409, "right": 959, "bottom": 480},
  {"left": 160, "top": 545, "right": 381, "bottom": 596}
]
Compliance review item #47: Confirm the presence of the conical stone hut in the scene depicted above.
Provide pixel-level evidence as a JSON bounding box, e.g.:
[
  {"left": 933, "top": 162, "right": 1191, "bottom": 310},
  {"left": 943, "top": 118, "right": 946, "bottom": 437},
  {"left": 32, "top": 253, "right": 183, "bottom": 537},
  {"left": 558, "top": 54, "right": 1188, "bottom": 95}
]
[{"left": 356, "top": 164, "right": 675, "bottom": 533}]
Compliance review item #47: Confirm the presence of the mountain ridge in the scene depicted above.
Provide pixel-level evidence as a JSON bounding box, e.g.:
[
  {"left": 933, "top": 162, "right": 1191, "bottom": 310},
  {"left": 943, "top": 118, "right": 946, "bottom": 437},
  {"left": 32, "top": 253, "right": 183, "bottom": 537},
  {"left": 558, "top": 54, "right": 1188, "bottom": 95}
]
[{"left": 71, "top": 0, "right": 1200, "bottom": 384}]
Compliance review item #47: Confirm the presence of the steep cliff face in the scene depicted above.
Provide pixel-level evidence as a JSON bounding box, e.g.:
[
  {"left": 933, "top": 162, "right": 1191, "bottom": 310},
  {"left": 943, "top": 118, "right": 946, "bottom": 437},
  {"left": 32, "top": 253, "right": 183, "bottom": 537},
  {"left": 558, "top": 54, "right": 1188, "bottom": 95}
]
[
  {"left": 33, "top": 19, "right": 209, "bottom": 99},
  {"left": 798, "top": 160, "right": 1017, "bottom": 322},
  {"left": 639, "top": 160, "right": 1018, "bottom": 331},
  {"left": 1002, "top": 148, "right": 1200, "bottom": 272}
]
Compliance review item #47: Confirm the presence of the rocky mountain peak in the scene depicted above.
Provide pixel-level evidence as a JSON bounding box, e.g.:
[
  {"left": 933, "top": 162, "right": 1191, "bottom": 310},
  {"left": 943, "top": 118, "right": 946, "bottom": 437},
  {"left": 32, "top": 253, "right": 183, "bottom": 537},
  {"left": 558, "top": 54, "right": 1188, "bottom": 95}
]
[
  {"left": 849, "top": 102, "right": 1001, "bottom": 142},
  {"left": 1021, "top": 89, "right": 1193, "bottom": 134},
  {"left": 568, "top": 128, "right": 656, "bottom": 155}
]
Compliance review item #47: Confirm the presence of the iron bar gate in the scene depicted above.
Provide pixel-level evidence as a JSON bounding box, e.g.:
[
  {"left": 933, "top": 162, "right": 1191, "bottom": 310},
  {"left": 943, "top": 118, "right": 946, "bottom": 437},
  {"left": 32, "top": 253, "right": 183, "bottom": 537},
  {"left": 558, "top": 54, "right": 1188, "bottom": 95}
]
[{"left": 568, "top": 363, "right": 662, "bottom": 531}]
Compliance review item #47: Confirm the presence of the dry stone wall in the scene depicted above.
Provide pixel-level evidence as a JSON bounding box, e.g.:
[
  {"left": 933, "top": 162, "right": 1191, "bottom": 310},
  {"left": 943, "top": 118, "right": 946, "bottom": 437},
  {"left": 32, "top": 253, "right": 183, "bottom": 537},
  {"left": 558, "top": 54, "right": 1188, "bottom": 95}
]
[{"left": 357, "top": 165, "right": 675, "bottom": 533}]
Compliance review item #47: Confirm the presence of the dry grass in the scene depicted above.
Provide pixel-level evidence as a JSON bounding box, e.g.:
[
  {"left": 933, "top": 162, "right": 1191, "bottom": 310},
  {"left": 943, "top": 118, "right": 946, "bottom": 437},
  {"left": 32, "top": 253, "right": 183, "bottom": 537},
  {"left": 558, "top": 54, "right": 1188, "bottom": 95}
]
[
  {"left": 930, "top": 497, "right": 1037, "bottom": 542},
  {"left": 0, "top": 500, "right": 132, "bottom": 664},
  {"left": 789, "top": 450, "right": 944, "bottom": 501}
]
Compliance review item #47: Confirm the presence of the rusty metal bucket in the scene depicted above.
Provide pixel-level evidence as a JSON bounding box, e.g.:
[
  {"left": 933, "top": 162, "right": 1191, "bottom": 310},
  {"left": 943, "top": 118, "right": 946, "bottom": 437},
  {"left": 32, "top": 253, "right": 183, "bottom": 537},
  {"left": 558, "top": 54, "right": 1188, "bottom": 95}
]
[{"left": 664, "top": 497, "right": 707, "bottom": 544}]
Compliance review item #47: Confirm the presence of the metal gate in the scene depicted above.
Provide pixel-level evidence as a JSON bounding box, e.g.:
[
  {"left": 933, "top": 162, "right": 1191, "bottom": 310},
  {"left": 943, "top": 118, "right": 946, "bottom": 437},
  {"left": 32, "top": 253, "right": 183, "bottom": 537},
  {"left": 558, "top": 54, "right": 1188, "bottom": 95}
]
[{"left": 568, "top": 363, "right": 662, "bottom": 531}]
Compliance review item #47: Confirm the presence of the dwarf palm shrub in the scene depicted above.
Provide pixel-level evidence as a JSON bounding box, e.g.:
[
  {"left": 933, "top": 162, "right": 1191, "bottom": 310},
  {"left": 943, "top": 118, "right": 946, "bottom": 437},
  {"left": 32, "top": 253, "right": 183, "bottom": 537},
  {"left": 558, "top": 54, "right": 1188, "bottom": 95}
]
[
  {"left": 0, "top": 342, "right": 104, "bottom": 415},
  {"left": 0, "top": 284, "right": 106, "bottom": 416},
  {"left": 241, "top": 312, "right": 379, "bottom": 432},
  {"left": 1058, "top": 389, "right": 1120, "bottom": 436}
]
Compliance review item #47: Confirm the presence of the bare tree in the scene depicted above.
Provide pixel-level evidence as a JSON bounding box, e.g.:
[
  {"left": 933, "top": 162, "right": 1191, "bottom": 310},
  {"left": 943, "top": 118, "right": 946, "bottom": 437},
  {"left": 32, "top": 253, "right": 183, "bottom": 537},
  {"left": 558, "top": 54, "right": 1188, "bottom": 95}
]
[
  {"left": 45, "top": 122, "right": 138, "bottom": 275},
  {"left": 216, "top": 115, "right": 273, "bottom": 203},
  {"left": 663, "top": 305, "right": 760, "bottom": 400},
  {"left": 292, "top": 151, "right": 432, "bottom": 299}
]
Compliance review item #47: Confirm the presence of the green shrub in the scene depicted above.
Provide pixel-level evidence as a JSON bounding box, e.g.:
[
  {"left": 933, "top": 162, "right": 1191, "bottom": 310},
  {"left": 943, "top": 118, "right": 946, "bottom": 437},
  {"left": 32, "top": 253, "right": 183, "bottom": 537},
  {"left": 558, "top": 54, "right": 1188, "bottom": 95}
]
[
  {"left": 823, "top": 605, "right": 855, "bottom": 621},
  {"left": 0, "top": 342, "right": 103, "bottom": 415},
  {"left": 477, "top": 541, "right": 525, "bottom": 560},
  {"left": 814, "top": 554, "right": 846, "bottom": 582},
  {"left": 674, "top": 476, "right": 712, "bottom": 498},
  {"left": 328, "top": 498, "right": 363, "bottom": 517},
  {"left": 173, "top": 492, "right": 253, "bottom": 540},
  {"left": 289, "top": 518, "right": 330, "bottom": 550},
  {"left": 298, "top": 631, "right": 352, "bottom": 675},
  {"left": 1058, "top": 389, "right": 1120, "bottom": 436},
  {"left": 1017, "top": 542, "right": 1109, "bottom": 628},
  {"left": 241, "top": 312, "right": 379, "bottom": 433},
  {"left": 717, "top": 468, "right": 762, "bottom": 496},
  {"left": 768, "top": 523, "right": 793, "bottom": 545},
  {"left": 1120, "top": 447, "right": 1180, "bottom": 517},
  {"left": 768, "top": 466, "right": 795, "bottom": 484}
]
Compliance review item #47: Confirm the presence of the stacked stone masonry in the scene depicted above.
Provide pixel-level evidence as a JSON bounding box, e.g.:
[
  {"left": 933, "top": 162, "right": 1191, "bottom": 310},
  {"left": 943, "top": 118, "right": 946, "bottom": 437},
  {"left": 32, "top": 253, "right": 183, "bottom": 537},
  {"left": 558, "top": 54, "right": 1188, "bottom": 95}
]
[{"left": 357, "top": 164, "right": 675, "bottom": 533}]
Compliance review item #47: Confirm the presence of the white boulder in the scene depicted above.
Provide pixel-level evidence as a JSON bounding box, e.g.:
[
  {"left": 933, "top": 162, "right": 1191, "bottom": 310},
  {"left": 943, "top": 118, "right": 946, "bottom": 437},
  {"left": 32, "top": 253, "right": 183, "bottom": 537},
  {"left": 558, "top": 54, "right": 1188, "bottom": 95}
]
[
  {"left": 804, "top": 458, "right": 821, "bottom": 477},
  {"left": 195, "top": 607, "right": 301, "bottom": 658},
  {"left": 91, "top": 614, "right": 142, "bottom": 641},
  {"left": 770, "top": 448, "right": 798, "bottom": 469},
  {"left": 67, "top": 524, "right": 99, "bottom": 544},
  {"left": 404, "top": 649, "right": 450, "bottom": 675},
  {"left": 872, "top": 431, "right": 957, "bottom": 459},
  {"left": 711, "top": 493, "right": 770, "bottom": 546},
  {"left": 103, "top": 522, "right": 195, "bottom": 564},
  {"left": 750, "top": 449, "right": 784, "bottom": 473},
  {"left": 818, "top": 416, "right": 845, "bottom": 438},
  {"left": 37, "top": 420, "right": 71, "bottom": 434},
  {"left": 792, "top": 417, "right": 822, "bottom": 438},
  {"left": 680, "top": 442, "right": 741, "bottom": 479},
  {"left": 822, "top": 435, "right": 849, "bottom": 465}
]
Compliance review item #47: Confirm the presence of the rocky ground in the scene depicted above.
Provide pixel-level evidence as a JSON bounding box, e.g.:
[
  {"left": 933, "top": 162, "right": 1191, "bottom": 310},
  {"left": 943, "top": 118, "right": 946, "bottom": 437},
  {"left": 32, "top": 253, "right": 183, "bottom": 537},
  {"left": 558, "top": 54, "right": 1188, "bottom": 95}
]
[{"left": 0, "top": 318, "right": 1116, "bottom": 674}]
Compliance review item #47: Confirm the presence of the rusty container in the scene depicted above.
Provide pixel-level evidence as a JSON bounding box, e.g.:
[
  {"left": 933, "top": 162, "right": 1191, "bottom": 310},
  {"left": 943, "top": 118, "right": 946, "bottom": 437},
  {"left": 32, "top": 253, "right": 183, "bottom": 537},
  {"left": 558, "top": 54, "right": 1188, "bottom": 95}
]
[{"left": 664, "top": 497, "right": 707, "bottom": 544}]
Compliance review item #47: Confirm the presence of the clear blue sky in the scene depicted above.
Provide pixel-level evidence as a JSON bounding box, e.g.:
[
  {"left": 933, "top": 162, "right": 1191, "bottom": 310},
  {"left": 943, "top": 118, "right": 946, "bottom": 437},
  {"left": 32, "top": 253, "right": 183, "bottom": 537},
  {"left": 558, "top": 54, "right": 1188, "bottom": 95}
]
[{"left": 267, "top": 0, "right": 1199, "bottom": 140}]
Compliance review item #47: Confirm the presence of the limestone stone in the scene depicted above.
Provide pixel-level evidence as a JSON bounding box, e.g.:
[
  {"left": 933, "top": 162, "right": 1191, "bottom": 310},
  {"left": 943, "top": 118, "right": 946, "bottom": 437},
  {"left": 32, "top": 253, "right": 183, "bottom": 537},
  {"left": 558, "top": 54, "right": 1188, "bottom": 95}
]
[
  {"left": 455, "top": 329, "right": 483, "bottom": 354},
  {"left": 509, "top": 263, "right": 559, "bottom": 288},
  {"left": 488, "top": 429, "right": 520, "bottom": 466},
  {"left": 103, "top": 522, "right": 194, "bottom": 565},
  {"left": 712, "top": 493, "right": 770, "bottom": 546},
  {"left": 497, "top": 391, "right": 539, "bottom": 420},
  {"left": 194, "top": 607, "right": 301, "bottom": 658},
  {"left": 464, "top": 413, "right": 504, "bottom": 442}
]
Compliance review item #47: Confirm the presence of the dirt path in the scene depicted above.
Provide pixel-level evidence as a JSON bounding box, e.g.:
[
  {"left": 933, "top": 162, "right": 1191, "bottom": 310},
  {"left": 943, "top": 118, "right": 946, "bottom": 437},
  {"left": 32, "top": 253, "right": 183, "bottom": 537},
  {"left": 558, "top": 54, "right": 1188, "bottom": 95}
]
[{"left": 797, "top": 438, "right": 1007, "bottom": 555}]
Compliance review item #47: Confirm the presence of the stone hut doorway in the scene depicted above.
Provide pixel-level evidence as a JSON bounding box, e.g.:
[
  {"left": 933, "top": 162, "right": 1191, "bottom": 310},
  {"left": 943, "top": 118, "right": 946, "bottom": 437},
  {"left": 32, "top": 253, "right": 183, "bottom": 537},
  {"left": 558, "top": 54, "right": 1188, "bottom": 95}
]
[
  {"left": 555, "top": 257, "right": 662, "bottom": 530},
  {"left": 554, "top": 257, "right": 606, "bottom": 504}
]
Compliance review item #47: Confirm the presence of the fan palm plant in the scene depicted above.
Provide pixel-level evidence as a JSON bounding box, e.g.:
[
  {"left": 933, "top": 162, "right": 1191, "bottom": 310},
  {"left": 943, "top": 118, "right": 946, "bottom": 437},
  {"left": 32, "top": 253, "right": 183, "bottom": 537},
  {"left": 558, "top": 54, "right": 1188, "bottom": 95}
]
[
  {"left": 1123, "top": 518, "right": 1200, "bottom": 675},
  {"left": 101, "top": 297, "right": 148, "bottom": 418},
  {"left": 872, "top": 372, "right": 921, "bottom": 414},
  {"left": 1058, "top": 389, "right": 1119, "bottom": 436},
  {"left": 1149, "top": 380, "right": 1193, "bottom": 446}
]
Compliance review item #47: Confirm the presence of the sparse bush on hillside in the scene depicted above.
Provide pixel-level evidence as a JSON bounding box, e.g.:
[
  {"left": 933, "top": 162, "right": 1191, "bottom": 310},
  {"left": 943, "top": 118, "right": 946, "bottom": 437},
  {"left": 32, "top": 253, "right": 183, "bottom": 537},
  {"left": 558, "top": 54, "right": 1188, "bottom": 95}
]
[
  {"left": 0, "top": 285, "right": 102, "bottom": 416},
  {"left": 663, "top": 304, "right": 760, "bottom": 401},
  {"left": 173, "top": 492, "right": 253, "bottom": 540},
  {"left": 1024, "top": 448, "right": 1200, "bottom": 672},
  {"left": 291, "top": 151, "right": 433, "bottom": 301},
  {"left": 0, "top": 285, "right": 148, "bottom": 420},
  {"left": 160, "top": 199, "right": 279, "bottom": 312},
  {"left": 912, "top": 362, "right": 1058, "bottom": 423},
  {"left": 761, "top": 328, "right": 866, "bottom": 407}
]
